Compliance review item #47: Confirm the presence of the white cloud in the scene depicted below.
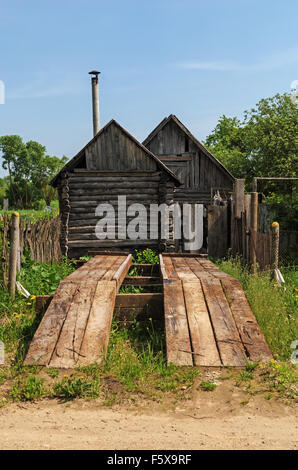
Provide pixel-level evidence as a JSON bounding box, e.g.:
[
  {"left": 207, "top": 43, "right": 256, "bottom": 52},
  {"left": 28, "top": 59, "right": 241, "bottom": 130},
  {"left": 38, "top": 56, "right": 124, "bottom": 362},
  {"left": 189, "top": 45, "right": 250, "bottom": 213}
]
[
  {"left": 177, "top": 48, "right": 298, "bottom": 72},
  {"left": 7, "top": 80, "right": 84, "bottom": 100}
]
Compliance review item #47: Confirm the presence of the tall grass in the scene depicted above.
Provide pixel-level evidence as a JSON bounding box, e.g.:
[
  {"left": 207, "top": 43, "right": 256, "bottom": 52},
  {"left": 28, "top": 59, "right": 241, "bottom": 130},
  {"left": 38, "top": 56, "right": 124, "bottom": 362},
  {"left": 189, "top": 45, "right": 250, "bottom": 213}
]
[{"left": 216, "top": 257, "right": 298, "bottom": 360}]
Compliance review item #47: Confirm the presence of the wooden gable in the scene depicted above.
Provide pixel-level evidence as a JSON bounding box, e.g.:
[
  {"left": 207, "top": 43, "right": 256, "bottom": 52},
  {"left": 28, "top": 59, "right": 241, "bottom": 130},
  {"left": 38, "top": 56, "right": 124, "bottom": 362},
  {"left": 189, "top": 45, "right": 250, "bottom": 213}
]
[
  {"left": 143, "top": 115, "right": 234, "bottom": 190},
  {"left": 86, "top": 120, "right": 157, "bottom": 171},
  {"left": 51, "top": 119, "right": 180, "bottom": 187}
]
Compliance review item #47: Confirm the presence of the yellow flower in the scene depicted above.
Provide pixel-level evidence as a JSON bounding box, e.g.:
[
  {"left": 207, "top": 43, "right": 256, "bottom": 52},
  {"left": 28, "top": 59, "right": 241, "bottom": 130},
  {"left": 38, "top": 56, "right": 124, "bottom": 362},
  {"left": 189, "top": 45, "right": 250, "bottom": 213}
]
[
  {"left": 149, "top": 317, "right": 152, "bottom": 321},
  {"left": 31, "top": 295, "right": 36, "bottom": 300},
  {"left": 13, "top": 312, "right": 18, "bottom": 316},
  {"left": 26, "top": 302, "right": 31, "bottom": 305},
  {"left": 63, "top": 374, "right": 69, "bottom": 378}
]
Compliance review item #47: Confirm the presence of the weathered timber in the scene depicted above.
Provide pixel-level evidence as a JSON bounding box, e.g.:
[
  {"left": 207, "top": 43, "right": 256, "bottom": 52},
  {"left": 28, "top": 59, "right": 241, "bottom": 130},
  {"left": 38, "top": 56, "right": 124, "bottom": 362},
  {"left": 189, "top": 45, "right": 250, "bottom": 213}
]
[{"left": 163, "top": 279, "right": 193, "bottom": 366}]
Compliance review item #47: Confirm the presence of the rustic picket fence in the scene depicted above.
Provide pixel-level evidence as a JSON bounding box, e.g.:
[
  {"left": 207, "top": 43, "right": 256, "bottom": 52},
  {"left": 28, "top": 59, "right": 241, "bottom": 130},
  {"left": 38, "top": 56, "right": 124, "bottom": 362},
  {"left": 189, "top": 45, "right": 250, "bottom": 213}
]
[{"left": 1, "top": 213, "right": 61, "bottom": 288}]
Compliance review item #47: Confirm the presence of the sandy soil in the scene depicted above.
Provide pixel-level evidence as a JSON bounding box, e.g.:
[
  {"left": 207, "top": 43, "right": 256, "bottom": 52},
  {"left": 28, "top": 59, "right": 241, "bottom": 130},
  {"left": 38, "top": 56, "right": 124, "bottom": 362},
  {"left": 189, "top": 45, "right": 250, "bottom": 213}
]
[{"left": 0, "top": 385, "right": 297, "bottom": 450}]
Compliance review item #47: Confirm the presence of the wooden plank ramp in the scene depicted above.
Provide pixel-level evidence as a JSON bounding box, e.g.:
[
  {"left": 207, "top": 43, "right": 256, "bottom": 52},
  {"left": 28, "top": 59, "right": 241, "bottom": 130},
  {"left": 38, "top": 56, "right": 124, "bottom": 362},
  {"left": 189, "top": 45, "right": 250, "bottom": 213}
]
[
  {"left": 24, "top": 254, "right": 132, "bottom": 368},
  {"left": 160, "top": 254, "right": 272, "bottom": 367}
]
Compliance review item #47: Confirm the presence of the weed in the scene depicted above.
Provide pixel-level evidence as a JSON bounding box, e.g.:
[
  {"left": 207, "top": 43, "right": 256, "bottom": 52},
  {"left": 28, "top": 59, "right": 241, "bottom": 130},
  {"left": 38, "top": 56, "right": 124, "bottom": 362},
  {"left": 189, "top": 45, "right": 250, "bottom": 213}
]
[
  {"left": 52, "top": 376, "right": 100, "bottom": 400},
  {"left": 200, "top": 381, "right": 217, "bottom": 391},
  {"left": 11, "top": 375, "right": 47, "bottom": 401}
]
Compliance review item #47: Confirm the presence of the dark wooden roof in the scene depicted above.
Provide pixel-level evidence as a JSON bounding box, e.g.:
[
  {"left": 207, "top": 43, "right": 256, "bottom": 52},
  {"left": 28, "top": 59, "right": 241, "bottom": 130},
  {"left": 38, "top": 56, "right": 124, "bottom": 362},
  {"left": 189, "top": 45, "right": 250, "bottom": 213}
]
[
  {"left": 143, "top": 114, "right": 235, "bottom": 182},
  {"left": 50, "top": 119, "right": 181, "bottom": 187}
]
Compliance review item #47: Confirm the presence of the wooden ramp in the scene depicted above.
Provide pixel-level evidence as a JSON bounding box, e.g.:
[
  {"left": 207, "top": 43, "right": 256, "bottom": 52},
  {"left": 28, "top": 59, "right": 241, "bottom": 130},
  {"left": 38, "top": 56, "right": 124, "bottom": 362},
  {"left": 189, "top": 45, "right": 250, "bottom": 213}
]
[
  {"left": 160, "top": 254, "right": 272, "bottom": 367},
  {"left": 25, "top": 254, "right": 132, "bottom": 368}
]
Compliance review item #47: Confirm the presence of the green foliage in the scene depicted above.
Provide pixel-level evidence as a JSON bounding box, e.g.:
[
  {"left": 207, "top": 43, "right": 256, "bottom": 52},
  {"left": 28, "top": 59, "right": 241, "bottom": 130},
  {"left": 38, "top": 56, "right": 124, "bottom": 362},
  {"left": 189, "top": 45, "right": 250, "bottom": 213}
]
[
  {"left": 11, "top": 375, "right": 46, "bottom": 401},
  {"left": 200, "top": 381, "right": 217, "bottom": 391},
  {"left": 205, "top": 93, "right": 298, "bottom": 181},
  {"left": 18, "top": 255, "right": 77, "bottom": 295},
  {"left": 205, "top": 93, "right": 298, "bottom": 229},
  {"left": 0, "top": 134, "right": 67, "bottom": 209},
  {"left": 52, "top": 376, "right": 101, "bottom": 400},
  {"left": 132, "top": 248, "right": 159, "bottom": 264}
]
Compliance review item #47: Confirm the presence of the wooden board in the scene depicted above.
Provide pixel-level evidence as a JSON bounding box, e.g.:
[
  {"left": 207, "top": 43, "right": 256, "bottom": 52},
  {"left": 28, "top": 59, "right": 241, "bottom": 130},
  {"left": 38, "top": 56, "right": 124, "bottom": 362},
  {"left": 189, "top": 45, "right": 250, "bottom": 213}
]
[
  {"left": 221, "top": 278, "right": 272, "bottom": 362},
  {"left": 200, "top": 279, "right": 247, "bottom": 366},
  {"left": 24, "top": 281, "right": 78, "bottom": 366},
  {"left": 78, "top": 281, "right": 117, "bottom": 365},
  {"left": 163, "top": 280, "right": 193, "bottom": 366},
  {"left": 160, "top": 254, "right": 272, "bottom": 367},
  {"left": 183, "top": 281, "right": 221, "bottom": 366},
  {"left": 25, "top": 255, "right": 132, "bottom": 368}
]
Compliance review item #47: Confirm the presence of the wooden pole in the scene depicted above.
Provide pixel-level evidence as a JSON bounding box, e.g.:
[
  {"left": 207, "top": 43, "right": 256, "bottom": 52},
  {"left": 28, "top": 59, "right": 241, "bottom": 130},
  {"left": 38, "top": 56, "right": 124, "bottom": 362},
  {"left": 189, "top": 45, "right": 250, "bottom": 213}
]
[
  {"left": 9, "top": 212, "right": 19, "bottom": 300},
  {"left": 250, "top": 192, "right": 258, "bottom": 274},
  {"left": 234, "top": 179, "right": 245, "bottom": 219},
  {"left": 1, "top": 211, "right": 9, "bottom": 289},
  {"left": 271, "top": 222, "right": 279, "bottom": 278}
]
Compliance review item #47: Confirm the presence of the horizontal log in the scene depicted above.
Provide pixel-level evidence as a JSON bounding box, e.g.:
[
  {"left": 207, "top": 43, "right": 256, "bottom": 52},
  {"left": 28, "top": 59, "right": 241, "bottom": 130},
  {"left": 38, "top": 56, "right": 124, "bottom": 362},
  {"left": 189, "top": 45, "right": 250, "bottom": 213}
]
[
  {"left": 69, "top": 182, "right": 159, "bottom": 190},
  {"left": 67, "top": 239, "right": 159, "bottom": 247},
  {"left": 122, "top": 276, "right": 162, "bottom": 286},
  {"left": 68, "top": 232, "right": 159, "bottom": 241},
  {"left": 71, "top": 170, "right": 162, "bottom": 177},
  {"left": 115, "top": 293, "right": 163, "bottom": 308}
]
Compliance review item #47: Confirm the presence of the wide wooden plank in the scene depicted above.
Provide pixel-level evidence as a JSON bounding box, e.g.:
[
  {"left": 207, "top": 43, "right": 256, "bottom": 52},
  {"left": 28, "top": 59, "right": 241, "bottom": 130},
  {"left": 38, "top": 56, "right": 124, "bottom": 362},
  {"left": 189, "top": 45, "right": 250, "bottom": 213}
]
[
  {"left": 171, "top": 257, "right": 199, "bottom": 281},
  {"left": 201, "top": 279, "right": 247, "bottom": 366},
  {"left": 183, "top": 281, "right": 221, "bottom": 366},
  {"left": 24, "top": 281, "right": 78, "bottom": 365},
  {"left": 49, "top": 282, "right": 97, "bottom": 368},
  {"left": 184, "top": 258, "right": 214, "bottom": 280},
  {"left": 78, "top": 281, "right": 117, "bottom": 365},
  {"left": 163, "top": 279, "right": 193, "bottom": 366},
  {"left": 221, "top": 278, "right": 272, "bottom": 362}
]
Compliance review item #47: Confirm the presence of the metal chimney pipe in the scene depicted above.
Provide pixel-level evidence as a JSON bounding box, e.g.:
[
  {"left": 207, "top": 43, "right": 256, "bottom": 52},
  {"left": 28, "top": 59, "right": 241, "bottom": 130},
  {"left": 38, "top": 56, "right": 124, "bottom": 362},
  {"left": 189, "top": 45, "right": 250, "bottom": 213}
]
[{"left": 89, "top": 70, "right": 100, "bottom": 136}]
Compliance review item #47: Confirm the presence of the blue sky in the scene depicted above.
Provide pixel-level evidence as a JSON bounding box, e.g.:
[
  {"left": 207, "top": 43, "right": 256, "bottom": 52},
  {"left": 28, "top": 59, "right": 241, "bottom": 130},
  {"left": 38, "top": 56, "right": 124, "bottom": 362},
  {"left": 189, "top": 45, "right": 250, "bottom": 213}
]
[{"left": 0, "top": 0, "right": 297, "bottom": 177}]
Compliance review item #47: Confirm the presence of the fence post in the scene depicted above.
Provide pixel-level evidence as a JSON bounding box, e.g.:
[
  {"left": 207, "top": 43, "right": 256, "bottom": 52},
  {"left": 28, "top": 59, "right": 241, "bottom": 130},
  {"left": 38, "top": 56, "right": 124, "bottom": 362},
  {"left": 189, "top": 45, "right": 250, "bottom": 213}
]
[
  {"left": 250, "top": 192, "right": 258, "bottom": 274},
  {"left": 271, "top": 221, "right": 279, "bottom": 278},
  {"left": 9, "top": 212, "right": 19, "bottom": 300}
]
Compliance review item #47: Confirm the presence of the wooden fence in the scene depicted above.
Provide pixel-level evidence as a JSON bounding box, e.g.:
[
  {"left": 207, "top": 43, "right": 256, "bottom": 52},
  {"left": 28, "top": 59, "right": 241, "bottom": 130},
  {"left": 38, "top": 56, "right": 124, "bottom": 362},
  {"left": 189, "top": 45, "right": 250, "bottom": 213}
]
[
  {"left": 1, "top": 214, "right": 61, "bottom": 288},
  {"left": 208, "top": 179, "right": 297, "bottom": 271}
]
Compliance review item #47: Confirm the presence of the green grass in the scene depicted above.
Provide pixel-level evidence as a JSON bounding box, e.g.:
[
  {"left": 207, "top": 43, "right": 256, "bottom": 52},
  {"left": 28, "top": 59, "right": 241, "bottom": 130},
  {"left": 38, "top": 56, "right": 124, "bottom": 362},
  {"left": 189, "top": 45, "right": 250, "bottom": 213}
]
[
  {"left": 216, "top": 257, "right": 298, "bottom": 360},
  {"left": 0, "top": 201, "right": 59, "bottom": 223},
  {"left": 200, "top": 381, "right": 217, "bottom": 391}
]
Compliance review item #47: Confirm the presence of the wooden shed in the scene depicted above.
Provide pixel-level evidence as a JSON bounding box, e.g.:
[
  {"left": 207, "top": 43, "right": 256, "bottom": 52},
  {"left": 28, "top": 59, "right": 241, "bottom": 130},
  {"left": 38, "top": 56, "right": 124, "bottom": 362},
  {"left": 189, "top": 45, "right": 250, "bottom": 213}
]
[
  {"left": 143, "top": 114, "right": 235, "bottom": 205},
  {"left": 50, "top": 119, "right": 181, "bottom": 259}
]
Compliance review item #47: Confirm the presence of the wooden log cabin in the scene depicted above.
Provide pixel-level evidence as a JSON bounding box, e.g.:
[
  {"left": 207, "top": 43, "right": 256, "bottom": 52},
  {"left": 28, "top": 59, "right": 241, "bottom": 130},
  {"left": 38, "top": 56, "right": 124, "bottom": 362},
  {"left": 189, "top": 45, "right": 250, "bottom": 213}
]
[
  {"left": 143, "top": 114, "right": 234, "bottom": 205},
  {"left": 50, "top": 119, "right": 181, "bottom": 259}
]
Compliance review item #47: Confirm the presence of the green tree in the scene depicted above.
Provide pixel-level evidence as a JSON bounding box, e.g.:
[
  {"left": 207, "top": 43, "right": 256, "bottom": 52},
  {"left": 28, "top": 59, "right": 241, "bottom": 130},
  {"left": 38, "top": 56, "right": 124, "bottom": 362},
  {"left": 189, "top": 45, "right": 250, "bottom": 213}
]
[
  {"left": 205, "top": 93, "right": 298, "bottom": 182},
  {"left": 0, "top": 135, "right": 68, "bottom": 208},
  {"left": 205, "top": 93, "right": 298, "bottom": 229}
]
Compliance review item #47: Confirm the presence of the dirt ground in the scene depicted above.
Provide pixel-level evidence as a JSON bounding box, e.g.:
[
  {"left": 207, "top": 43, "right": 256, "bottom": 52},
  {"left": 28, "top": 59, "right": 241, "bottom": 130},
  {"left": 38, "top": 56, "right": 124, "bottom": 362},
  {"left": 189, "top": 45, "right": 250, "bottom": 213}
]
[{"left": 0, "top": 379, "right": 297, "bottom": 450}]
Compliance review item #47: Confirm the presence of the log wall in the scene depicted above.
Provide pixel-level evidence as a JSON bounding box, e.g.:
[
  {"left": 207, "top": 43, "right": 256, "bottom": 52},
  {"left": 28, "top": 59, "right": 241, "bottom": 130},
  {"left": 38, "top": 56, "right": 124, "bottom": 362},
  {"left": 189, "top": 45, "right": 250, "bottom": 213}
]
[{"left": 60, "top": 171, "right": 176, "bottom": 258}]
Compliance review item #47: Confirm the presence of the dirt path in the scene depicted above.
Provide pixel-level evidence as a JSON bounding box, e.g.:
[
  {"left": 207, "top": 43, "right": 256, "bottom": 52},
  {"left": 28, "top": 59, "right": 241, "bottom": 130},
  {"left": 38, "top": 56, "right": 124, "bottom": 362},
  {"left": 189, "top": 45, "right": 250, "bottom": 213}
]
[{"left": 0, "top": 396, "right": 297, "bottom": 450}]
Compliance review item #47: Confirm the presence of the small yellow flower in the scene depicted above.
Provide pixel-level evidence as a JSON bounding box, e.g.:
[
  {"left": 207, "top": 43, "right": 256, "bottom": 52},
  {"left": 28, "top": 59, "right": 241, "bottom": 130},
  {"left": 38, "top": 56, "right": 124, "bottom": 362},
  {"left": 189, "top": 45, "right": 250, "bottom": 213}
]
[
  {"left": 63, "top": 374, "right": 69, "bottom": 378},
  {"left": 282, "top": 306, "right": 286, "bottom": 309},
  {"left": 31, "top": 295, "right": 36, "bottom": 300},
  {"left": 13, "top": 312, "right": 18, "bottom": 316},
  {"left": 26, "top": 302, "right": 31, "bottom": 305},
  {"left": 149, "top": 317, "right": 152, "bottom": 321}
]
